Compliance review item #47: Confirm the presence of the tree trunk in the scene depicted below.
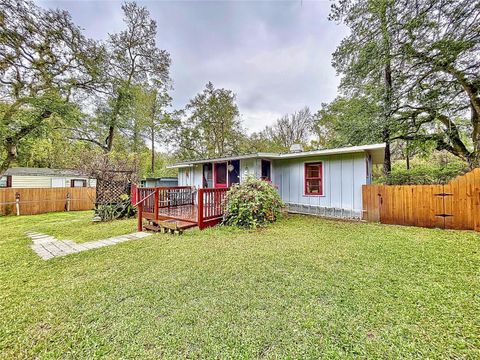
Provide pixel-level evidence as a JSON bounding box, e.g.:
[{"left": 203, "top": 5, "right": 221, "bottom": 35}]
[
  {"left": 383, "top": 130, "right": 392, "bottom": 175},
  {"left": 381, "top": 3, "right": 393, "bottom": 176},
  {"left": 0, "top": 138, "right": 17, "bottom": 177},
  {"left": 105, "top": 89, "right": 127, "bottom": 152},
  {"left": 106, "top": 126, "right": 115, "bottom": 152},
  {"left": 382, "top": 60, "right": 393, "bottom": 175},
  {"left": 150, "top": 93, "right": 157, "bottom": 175},
  {"left": 471, "top": 103, "right": 480, "bottom": 169},
  {"left": 467, "top": 152, "right": 480, "bottom": 169},
  {"left": 151, "top": 126, "right": 155, "bottom": 175},
  {"left": 405, "top": 140, "right": 410, "bottom": 170},
  {"left": 0, "top": 110, "right": 52, "bottom": 176}
]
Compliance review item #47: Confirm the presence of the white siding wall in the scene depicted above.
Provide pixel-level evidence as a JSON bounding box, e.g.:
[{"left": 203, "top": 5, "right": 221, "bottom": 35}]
[
  {"left": 11, "top": 176, "right": 51, "bottom": 188},
  {"left": 272, "top": 153, "right": 367, "bottom": 218},
  {"left": 11, "top": 175, "right": 94, "bottom": 188},
  {"left": 177, "top": 166, "right": 203, "bottom": 188}
]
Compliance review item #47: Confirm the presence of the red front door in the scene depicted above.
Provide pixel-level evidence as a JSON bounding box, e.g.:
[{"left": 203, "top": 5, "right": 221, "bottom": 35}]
[{"left": 214, "top": 162, "right": 228, "bottom": 188}]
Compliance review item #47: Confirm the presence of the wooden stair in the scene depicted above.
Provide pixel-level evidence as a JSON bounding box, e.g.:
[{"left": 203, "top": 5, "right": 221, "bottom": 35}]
[{"left": 143, "top": 219, "right": 197, "bottom": 235}]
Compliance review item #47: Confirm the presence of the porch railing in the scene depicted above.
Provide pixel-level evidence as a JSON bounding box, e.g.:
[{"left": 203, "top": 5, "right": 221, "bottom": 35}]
[
  {"left": 136, "top": 186, "right": 195, "bottom": 231},
  {"left": 157, "top": 186, "right": 195, "bottom": 208},
  {"left": 198, "top": 188, "right": 228, "bottom": 229},
  {"left": 136, "top": 186, "right": 228, "bottom": 231},
  {"left": 137, "top": 187, "right": 156, "bottom": 213}
]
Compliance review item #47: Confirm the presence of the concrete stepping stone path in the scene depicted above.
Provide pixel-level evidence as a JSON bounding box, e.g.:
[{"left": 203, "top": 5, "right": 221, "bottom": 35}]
[{"left": 26, "top": 231, "right": 152, "bottom": 260}]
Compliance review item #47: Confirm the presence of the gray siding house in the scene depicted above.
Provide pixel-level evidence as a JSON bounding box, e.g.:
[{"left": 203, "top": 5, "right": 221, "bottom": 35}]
[{"left": 169, "top": 143, "right": 385, "bottom": 219}]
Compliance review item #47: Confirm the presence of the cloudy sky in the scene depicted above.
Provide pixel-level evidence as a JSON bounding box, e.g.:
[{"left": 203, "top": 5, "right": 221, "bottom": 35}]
[{"left": 39, "top": 0, "right": 348, "bottom": 133}]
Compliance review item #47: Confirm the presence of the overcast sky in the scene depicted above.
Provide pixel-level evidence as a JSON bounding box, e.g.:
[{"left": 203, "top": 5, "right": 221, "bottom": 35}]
[{"left": 39, "top": 0, "right": 348, "bottom": 133}]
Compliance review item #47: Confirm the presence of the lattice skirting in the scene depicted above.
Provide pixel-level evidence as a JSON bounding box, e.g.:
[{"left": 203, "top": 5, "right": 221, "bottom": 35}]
[{"left": 285, "top": 203, "right": 362, "bottom": 220}]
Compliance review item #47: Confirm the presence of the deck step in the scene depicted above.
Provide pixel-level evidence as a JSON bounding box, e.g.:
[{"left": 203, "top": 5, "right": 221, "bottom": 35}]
[{"left": 144, "top": 220, "right": 197, "bottom": 235}]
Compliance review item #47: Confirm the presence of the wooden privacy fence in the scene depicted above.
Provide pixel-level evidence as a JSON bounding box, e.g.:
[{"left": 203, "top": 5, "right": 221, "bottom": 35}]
[
  {"left": 363, "top": 168, "right": 480, "bottom": 231},
  {"left": 0, "top": 187, "right": 96, "bottom": 216}
]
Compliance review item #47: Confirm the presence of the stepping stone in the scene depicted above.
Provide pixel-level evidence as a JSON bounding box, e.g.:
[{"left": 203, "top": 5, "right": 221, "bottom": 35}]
[
  {"left": 32, "top": 237, "right": 56, "bottom": 244},
  {"left": 26, "top": 230, "right": 152, "bottom": 260}
]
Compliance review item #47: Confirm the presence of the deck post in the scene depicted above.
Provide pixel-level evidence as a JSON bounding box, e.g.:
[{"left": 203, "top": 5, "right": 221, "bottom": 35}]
[
  {"left": 154, "top": 188, "right": 159, "bottom": 221},
  {"left": 137, "top": 187, "right": 143, "bottom": 232},
  {"left": 198, "top": 188, "right": 204, "bottom": 230}
]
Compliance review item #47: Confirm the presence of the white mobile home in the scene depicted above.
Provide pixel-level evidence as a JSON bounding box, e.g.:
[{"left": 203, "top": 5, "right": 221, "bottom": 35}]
[
  {"left": 169, "top": 143, "right": 385, "bottom": 219},
  {"left": 0, "top": 167, "right": 96, "bottom": 189}
]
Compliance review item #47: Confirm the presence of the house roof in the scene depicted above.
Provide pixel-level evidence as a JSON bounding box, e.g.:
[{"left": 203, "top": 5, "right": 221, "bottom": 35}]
[
  {"left": 4, "top": 167, "right": 89, "bottom": 177},
  {"left": 168, "top": 143, "right": 386, "bottom": 168}
]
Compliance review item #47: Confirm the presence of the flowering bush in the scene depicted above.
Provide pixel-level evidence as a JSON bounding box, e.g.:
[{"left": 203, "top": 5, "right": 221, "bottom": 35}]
[{"left": 224, "top": 176, "right": 284, "bottom": 228}]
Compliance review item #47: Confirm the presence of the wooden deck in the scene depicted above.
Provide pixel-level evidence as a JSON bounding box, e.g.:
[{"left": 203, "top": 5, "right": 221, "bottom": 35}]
[
  {"left": 136, "top": 187, "right": 228, "bottom": 231},
  {"left": 157, "top": 204, "right": 198, "bottom": 223}
]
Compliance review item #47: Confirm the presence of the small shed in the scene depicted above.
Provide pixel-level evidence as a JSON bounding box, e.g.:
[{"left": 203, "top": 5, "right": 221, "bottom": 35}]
[{"left": 140, "top": 177, "right": 178, "bottom": 188}]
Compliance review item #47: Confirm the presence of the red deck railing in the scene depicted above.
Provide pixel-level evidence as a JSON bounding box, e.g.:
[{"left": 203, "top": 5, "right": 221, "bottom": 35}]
[
  {"left": 135, "top": 186, "right": 228, "bottom": 231},
  {"left": 197, "top": 188, "right": 228, "bottom": 229}
]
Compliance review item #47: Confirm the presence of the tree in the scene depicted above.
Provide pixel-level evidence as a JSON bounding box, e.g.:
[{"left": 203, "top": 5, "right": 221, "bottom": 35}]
[
  {"left": 313, "top": 97, "right": 382, "bottom": 148},
  {"left": 73, "top": 2, "right": 171, "bottom": 153},
  {"left": 0, "top": 0, "right": 103, "bottom": 175},
  {"left": 330, "top": 0, "right": 398, "bottom": 174},
  {"left": 330, "top": 0, "right": 480, "bottom": 169},
  {"left": 263, "top": 107, "right": 313, "bottom": 151},
  {"left": 392, "top": 0, "right": 480, "bottom": 168},
  {"left": 176, "top": 82, "right": 244, "bottom": 159},
  {"left": 130, "top": 86, "right": 172, "bottom": 175},
  {"left": 238, "top": 131, "right": 285, "bottom": 153}
]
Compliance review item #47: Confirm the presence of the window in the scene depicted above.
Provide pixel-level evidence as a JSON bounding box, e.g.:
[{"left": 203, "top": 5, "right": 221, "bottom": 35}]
[
  {"left": 0, "top": 175, "right": 12, "bottom": 188},
  {"left": 304, "top": 162, "right": 323, "bottom": 195},
  {"left": 261, "top": 159, "right": 271, "bottom": 181},
  {"left": 228, "top": 160, "right": 240, "bottom": 185},
  {"left": 203, "top": 163, "right": 213, "bottom": 188},
  {"left": 71, "top": 179, "right": 87, "bottom": 188}
]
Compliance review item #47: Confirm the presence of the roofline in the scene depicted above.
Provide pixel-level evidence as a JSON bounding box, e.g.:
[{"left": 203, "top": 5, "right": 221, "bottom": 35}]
[
  {"left": 4, "top": 167, "right": 90, "bottom": 177},
  {"left": 167, "top": 153, "right": 276, "bottom": 169},
  {"left": 167, "top": 143, "right": 386, "bottom": 168}
]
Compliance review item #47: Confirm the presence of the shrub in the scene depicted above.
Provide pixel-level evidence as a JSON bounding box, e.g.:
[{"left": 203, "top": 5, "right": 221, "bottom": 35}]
[
  {"left": 374, "top": 155, "right": 469, "bottom": 185},
  {"left": 93, "top": 194, "right": 136, "bottom": 222},
  {"left": 223, "top": 176, "right": 284, "bottom": 228}
]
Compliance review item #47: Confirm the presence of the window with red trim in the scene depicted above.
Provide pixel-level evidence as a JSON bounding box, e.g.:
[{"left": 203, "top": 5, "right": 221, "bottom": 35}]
[{"left": 304, "top": 162, "right": 323, "bottom": 195}]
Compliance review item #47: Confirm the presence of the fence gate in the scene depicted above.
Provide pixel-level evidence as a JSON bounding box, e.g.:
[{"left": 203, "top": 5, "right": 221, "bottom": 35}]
[
  {"left": 362, "top": 168, "right": 480, "bottom": 231},
  {"left": 435, "top": 184, "right": 454, "bottom": 229}
]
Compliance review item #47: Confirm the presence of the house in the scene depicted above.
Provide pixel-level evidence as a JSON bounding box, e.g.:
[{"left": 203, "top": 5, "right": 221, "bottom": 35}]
[
  {"left": 168, "top": 143, "right": 385, "bottom": 219},
  {"left": 0, "top": 167, "right": 96, "bottom": 189},
  {"left": 140, "top": 177, "right": 178, "bottom": 188}
]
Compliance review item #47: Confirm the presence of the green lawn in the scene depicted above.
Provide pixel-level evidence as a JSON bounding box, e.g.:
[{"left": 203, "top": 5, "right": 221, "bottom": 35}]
[{"left": 0, "top": 211, "right": 479, "bottom": 358}]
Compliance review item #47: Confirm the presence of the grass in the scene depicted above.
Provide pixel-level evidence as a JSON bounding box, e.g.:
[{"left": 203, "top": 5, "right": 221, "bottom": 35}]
[
  {"left": 0, "top": 211, "right": 137, "bottom": 243},
  {"left": 0, "top": 211, "right": 479, "bottom": 358}
]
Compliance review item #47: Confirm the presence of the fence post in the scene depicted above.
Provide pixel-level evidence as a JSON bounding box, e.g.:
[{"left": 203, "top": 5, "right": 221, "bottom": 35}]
[
  {"left": 198, "top": 188, "right": 204, "bottom": 229},
  {"left": 66, "top": 192, "right": 71, "bottom": 212},
  {"left": 15, "top": 192, "right": 20, "bottom": 216}
]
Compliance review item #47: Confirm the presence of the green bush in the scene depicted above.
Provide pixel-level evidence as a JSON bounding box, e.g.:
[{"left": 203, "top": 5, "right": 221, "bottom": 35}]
[
  {"left": 93, "top": 194, "right": 136, "bottom": 222},
  {"left": 224, "top": 176, "right": 284, "bottom": 228},
  {"left": 375, "top": 155, "right": 469, "bottom": 185}
]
